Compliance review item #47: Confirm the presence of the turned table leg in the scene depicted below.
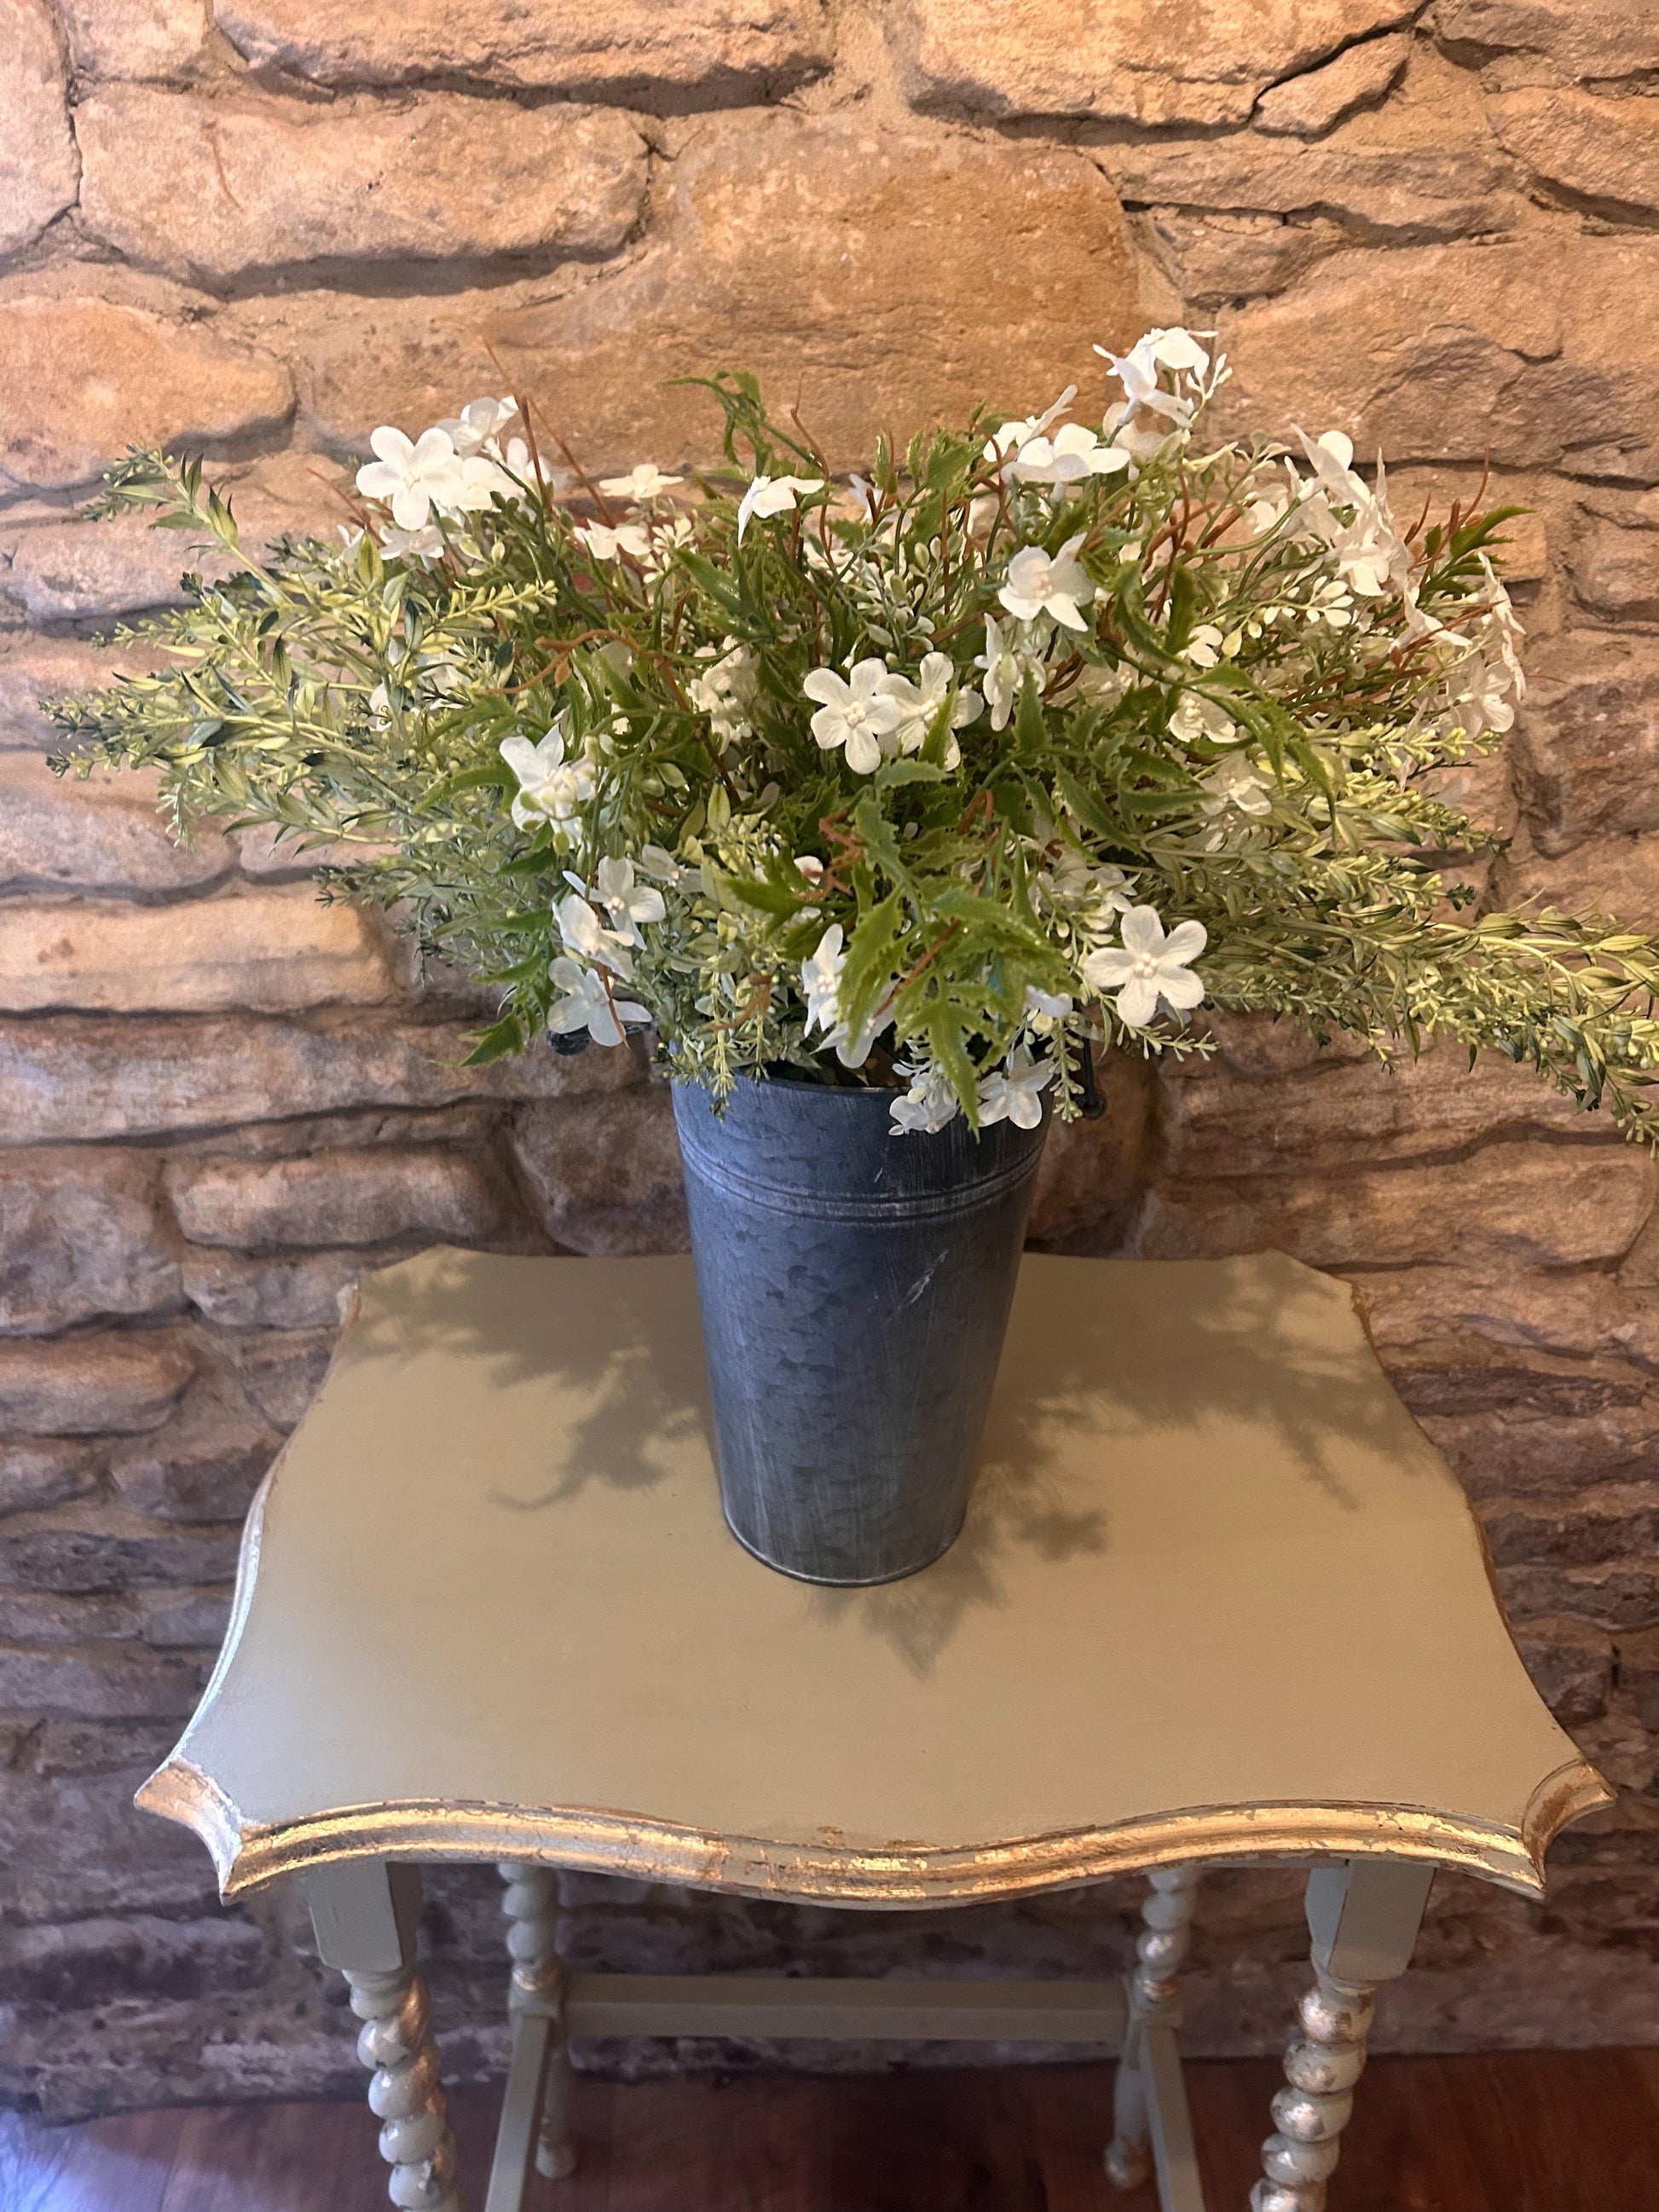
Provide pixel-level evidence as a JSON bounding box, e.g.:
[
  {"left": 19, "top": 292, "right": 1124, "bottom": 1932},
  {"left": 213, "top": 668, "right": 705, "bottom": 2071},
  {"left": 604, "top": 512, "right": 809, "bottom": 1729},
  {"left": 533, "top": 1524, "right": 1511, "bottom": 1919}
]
[
  {"left": 306, "top": 1861, "right": 461, "bottom": 2212},
  {"left": 1251, "top": 1858, "right": 1436, "bottom": 2212},
  {"left": 483, "top": 1862, "right": 575, "bottom": 2209},
  {"left": 1106, "top": 1863, "right": 1202, "bottom": 2202}
]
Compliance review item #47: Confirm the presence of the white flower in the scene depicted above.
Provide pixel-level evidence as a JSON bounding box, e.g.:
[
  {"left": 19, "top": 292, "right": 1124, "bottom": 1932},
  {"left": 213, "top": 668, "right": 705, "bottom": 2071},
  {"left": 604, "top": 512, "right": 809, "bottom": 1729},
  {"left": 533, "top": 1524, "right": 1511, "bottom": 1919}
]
[
  {"left": 999, "top": 534, "right": 1095, "bottom": 632},
  {"left": 688, "top": 641, "right": 759, "bottom": 750},
  {"left": 978, "top": 1046, "right": 1055, "bottom": 1129},
  {"left": 1072, "top": 660, "right": 1127, "bottom": 708},
  {"left": 379, "top": 521, "right": 445, "bottom": 564},
  {"left": 1170, "top": 690, "right": 1240, "bottom": 748},
  {"left": 736, "top": 474, "right": 825, "bottom": 542},
  {"left": 1199, "top": 755, "right": 1273, "bottom": 822},
  {"left": 1182, "top": 623, "right": 1226, "bottom": 670},
  {"left": 1038, "top": 847, "right": 1134, "bottom": 917},
  {"left": 801, "top": 923, "right": 847, "bottom": 1035},
  {"left": 547, "top": 956, "right": 645, "bottom": 1048},
  {"left": 1097, "top": 328, "right": 1212, "bottom": 426},
  {"left": 803, "top": 658, "right": 903, "bottom": 775},
  {"left": 976, "top": 614, "right": 1022, "bottom": 731},
  {"left": 890, "top": 1059, "right": 962, "bottom": 1136},
  {"left": 576, "top": 521, "right": 651, "bottom": 563},
  {"left": 637, "top": 843, "right": 686, "bottom": 884},
  {"left": 556, "top": 889, "right": 635, "bottom": 979},
  {"left": 437, "top": 396, "right": 517, "bottom": 458},
  {"left": 500, "top": 718, "right": 597, "bottom": 832},
  {"left": 1023, "top": 983, "right": 1073, "bottom": 1025},
  {"left": 1083, "top": 906, "right": 1207, "bottom": 1029},
  {"left": 598, "top": 463, "right": 683, "bottom": 502},
  {"left": 1008, "top": 421, "right": 1131, "bottom": 488},
  {"left": 592, "top": 856, "right": 666, "bottom": 944},
  {"left": 356, "top": 426, "right": 471, "bottom": 532},
  {"left": 879, "top": 650, "right": 983, "bottom": 766},
  {"left": 982, "top": 386, "right": 1077, "bottom": 479},
  {"left": 639, "top": 515, "right": 695, "bottom": 575}
]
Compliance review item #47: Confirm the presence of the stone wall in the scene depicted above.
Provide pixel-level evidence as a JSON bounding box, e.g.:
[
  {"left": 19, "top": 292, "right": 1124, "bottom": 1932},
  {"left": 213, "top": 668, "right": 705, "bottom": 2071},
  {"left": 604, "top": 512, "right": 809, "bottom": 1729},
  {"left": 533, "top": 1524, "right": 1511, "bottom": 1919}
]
[{"left": 3, "top": 0, "right": 1658, "bottom": 2121}]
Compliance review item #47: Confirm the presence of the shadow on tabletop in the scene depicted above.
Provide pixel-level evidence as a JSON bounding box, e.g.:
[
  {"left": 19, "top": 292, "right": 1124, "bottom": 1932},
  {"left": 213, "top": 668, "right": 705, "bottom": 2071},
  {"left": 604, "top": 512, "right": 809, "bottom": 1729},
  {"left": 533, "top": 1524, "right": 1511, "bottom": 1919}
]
[{"left": 332, "top": 1244, "right": 1431, "bottom": 1678}]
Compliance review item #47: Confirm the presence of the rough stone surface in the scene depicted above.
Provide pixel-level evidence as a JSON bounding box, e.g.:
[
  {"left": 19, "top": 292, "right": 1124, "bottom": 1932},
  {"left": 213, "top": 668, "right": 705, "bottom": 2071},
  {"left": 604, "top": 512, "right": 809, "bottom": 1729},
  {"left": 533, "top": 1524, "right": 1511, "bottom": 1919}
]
[
  {"left": 0, "top": 891, "right": 400, "bottom": 1014},
  {"left": 1217, "top": 238, "right": 1659, "bottom": 480},
  {"left": 478, "top": 113, "right": 1145, "bottom": 472},
  {"left": 1488, "top": 88, "right": 1659, "bottom": 219},
  {"left": 0, "top": 295, "right": 293, "bottom": 494},
  {"left": 0, "top": 0, "right": 79, "bottom": 259},
  {"left": 896, "top": 0, "right": 1415, "bottom": 129},
  {"left": 212, "top": 0, "right": 834, "bottom": 102},
  {"left": 3, "top": 0, "right": 1659, "bottom": 2113},
  {"left": 78, "top": 89, "right": 649, "bottom": 285},
  {"left": 0, "top": 1150, "right": 180, "bottom": 1334},
  {"left": 1253, "top": 31, "right": 1413, "bottom": 136},
  {"left": 56, "top": 0, "right": 212, "bottom": 80}
]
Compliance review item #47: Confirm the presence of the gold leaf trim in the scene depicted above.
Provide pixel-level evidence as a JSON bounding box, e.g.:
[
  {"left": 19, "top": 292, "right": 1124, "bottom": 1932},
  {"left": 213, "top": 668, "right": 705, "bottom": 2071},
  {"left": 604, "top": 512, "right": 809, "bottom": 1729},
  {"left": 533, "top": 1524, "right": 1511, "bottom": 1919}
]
[{"left": 133, "top": 1759, "right": 1612, "bottom": 1907}]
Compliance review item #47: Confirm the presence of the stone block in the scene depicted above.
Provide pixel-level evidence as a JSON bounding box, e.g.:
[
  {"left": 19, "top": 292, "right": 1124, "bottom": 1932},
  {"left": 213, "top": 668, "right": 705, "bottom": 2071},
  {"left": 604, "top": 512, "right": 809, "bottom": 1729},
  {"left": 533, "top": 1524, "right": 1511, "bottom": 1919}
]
[
  {"left": 1488, "top": 88, "right": 1659, "bottom": 221},
  {"left": 179, "top": 1250, "right": 365, "bottom": 1330},
  {"left": 0, "top": 890, "right": 401, "bottom": 1014},
  {"left": 0, "top": 1500, "right": 240, "bottom": 1593},
  {"left": 894, "top": 0, "right": 1414, "bottom": 128},
  {"left": 223, "top": 1329, "right": 336, "bottom": 1427},
  {"left": 0, "top": 0, "right": 79, "bottom": 258},
  {"left": 1479, "top": 1484, "right": 1659, "bottom": 1569},
  {"left": 0, "top": 1009, "right": 627, "bottom": 1143},
  {"left": 1153, "top": 211, "right": 1344, "bottom": 307},
  {"left": 1216, "top": 238, "right": 1659, "bottom": 480},
  {"left": 57, "top": 0, "right": 211, "bottom": 78},
  {"left": 1570, "top": 517, "right": 1659, "bottom": 626},
  {"left": 0, "top": 1639, "right": 205, "bottom": 1720},
  {"left": 78, "top": 88, "right": 648, "bottom": 286},
  {"left": 1131, "top": 1138, "right": 1654, "bottom": 1271},
  {"left": 1253, "top": 30, "right": 1413, "bottom": 136},
  {"left": 166, "top": 1145, "right": 514, "bottom": 1251},
  {"left": 213, "top": 0, "right": 833, "bottom": 101},
  {"left": 1497, "top": 1557, "right": 1659, "bottom": 1629},
  {"left": 1026, "top": 1053, "right": 1152, "bottom": 1252},
  {"left": 0, "top": 293, "right": 293, "bottom": 494},
  {"left": 108, "top": 1369, "right": 284, "bottom": 1522},
  {"left": 0, "top": 1333, "right": 195, "bottom": 1438},
  {"left": 1618, "top": 1624, "right": 1659, "bottom": 1731},
  {"left": 0, "top": 755, "right": 234, "bottom": 895},
  {"left": 1489, "top": 829, "right": 1659, "bottom": 926},
  {"left": 456, "top": 112, "right": 1138, "bottom": 475},
  {"left": 0, "top": 1442, "right": 102, "bottom": 1519},
  {"left": 141, "top": 1585, "right": 233, "bottom": 1647},
  {"left": 1435, "top": 0, "right": 1659, "bottom": 83},
  {"left": 2, "top": 516, "right": 202, "bottom": 624},
  {"left": 0, "top": 1914, "right": 265, "bottom": 2005},
  {"left": 0, "top": 1148, "right": 182, "bottom": 1334},
  {"left": 0, "top": 1591, "right": 147, "bottom": 1643},
  {"left": 1510, "top": 637, "right": 1659, "bottom": 856},
  {"left": 509, "top": 1087, "right": 687, "bottom": 1253},
  {"left": 1510, "top": 1615, "right": 1614, "bottom": 1724},
  {"left": 0, "top": 635, "right": 165, "bottom": 754}
]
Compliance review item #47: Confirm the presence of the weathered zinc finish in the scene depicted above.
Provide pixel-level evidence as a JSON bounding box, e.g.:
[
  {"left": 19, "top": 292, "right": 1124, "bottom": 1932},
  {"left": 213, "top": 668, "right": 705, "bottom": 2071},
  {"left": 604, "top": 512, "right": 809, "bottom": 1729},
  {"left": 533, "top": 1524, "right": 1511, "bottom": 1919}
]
[{"left": 672, "top": 1076, "right": 1049, "bottom": 1585}]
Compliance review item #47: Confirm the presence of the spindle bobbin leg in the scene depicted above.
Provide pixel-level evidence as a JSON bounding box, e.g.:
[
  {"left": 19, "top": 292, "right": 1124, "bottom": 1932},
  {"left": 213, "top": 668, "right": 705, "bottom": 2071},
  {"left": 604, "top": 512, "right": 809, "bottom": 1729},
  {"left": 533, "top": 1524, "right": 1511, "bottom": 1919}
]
[
  {"left": 306, "top": 1862, "right": 460, "bottom": 2212},
  {"left": 487, "top": 1860, "right": 575, "bottom": 2204},
  {"left": 1251, "top": 1858, "right": 1436, "bottom": 2212},
  {"left": 1106, "top": 1863, "right": 1202, "bottom": 2194}
]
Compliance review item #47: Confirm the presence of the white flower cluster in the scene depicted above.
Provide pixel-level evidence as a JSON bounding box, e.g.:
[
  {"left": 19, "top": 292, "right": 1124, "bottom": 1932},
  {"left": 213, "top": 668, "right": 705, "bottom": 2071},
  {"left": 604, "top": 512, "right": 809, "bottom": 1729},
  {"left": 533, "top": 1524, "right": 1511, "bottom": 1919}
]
[{"left": 355, "top": 395, "right": 529, "bottom": 560}]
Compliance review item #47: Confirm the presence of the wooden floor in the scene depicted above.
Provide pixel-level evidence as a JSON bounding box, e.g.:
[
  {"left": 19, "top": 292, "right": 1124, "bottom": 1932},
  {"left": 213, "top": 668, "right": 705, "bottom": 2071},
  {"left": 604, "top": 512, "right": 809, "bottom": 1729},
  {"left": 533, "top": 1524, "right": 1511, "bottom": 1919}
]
[{"left": 4, "top": 2052, "right": 1657, "bottom": 2212}]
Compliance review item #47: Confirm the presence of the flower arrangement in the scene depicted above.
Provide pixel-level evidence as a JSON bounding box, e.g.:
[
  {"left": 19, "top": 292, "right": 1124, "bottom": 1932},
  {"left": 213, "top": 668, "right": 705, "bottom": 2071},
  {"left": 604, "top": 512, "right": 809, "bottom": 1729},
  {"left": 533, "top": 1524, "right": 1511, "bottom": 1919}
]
[{"left": 51, "top": 329, "right": 1659, "bottom": 1139}]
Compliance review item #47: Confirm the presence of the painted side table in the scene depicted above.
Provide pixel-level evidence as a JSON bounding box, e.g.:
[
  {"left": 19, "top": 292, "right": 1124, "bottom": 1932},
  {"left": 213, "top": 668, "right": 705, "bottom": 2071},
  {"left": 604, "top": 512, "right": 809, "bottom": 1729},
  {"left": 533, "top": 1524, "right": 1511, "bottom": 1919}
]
[{"left": 138, "top": 1247, "right": 1608, "bottom": 2212}]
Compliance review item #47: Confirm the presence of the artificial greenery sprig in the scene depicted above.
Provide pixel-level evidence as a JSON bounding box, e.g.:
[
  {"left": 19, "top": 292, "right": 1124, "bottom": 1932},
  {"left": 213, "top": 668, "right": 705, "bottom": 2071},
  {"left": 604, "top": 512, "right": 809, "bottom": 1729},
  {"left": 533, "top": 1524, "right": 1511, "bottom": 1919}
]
[{"left": 49, "top": 331, "right": 1659, "bottom": 1137}]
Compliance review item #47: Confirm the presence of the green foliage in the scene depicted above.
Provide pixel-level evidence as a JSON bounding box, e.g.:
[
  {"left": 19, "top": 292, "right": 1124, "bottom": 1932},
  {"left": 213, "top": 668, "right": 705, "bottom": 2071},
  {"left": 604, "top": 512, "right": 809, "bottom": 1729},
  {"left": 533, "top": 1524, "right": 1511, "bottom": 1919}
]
[{"left": 45, "top": 347, "right": 1659, "bottom": 1139}]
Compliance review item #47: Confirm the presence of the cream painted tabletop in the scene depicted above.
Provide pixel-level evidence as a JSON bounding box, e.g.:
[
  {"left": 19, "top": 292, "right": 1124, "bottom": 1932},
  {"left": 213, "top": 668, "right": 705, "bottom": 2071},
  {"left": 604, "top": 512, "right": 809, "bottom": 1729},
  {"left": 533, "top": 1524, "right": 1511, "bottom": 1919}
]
[{"left": 141, "top": 1246, "right": 1607, "bottom": 1906}]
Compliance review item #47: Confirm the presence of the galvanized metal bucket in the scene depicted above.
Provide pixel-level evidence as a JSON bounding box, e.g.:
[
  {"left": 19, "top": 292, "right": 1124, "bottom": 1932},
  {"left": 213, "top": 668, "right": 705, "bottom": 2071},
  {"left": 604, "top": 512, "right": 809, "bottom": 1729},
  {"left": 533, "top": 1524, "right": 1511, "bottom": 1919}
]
[{"left": 672, "top": 1074, "right": 1049, "bottom": 1585}]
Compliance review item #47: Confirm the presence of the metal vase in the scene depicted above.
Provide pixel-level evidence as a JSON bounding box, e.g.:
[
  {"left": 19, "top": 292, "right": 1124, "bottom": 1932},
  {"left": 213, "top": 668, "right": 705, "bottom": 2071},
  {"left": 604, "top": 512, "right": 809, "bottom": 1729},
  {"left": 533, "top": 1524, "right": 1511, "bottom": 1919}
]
[{"left": 672, "top": 1074, "right": 1049, "bottom": 1585}]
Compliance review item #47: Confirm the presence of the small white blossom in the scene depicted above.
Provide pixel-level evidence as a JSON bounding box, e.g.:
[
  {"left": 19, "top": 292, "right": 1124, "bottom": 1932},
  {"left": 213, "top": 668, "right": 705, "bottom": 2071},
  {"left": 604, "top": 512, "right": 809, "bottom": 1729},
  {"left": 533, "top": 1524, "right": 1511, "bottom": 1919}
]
[
  {"left": 1199, "top": 755, "right": 1273, "bottom": 830},
  {"left": 379, "top": 520, "right": 445, "bottom": 563},
  {"left": 803, "top": 658, "right": 903, "bottom": 775},
  {"left": 1008, "top": 421, "right": 1131, "bottom": 488},
  {"left": 978, "top": 1046, "right": 1055, "bottom": 1129},
  {"left": 356, "top": 426, "right": 470, "bottom": 532},
  {"left": 800, "top": 922, "right": 880, "bottom": 1067},
  {"left": 1083, "top": 906, "right": 1207, "bottom": 1029},
  {"left": 976, "top": 614, "right": 1022, "bottom": 731},
  {"left": 556, "top": 889, "right": 635, "bottom": 979},
  {"left": 999, "top": 534, "right": 1095, "bottom": 632},
  {"left": 1170, "top": 690, "right": 1240, "bottom": 748},
  {"left": 688, "top": 641, "right": 759, "bottom": 751},
  {"left": 1182, "top": 623, "right": 1226, "bottom": 669},
  {"left": 547, "top": 956, "right": 645, "bottom": 1048},
  {"left": 890, "top": 1058, "right": 962, "bottom": 1136},
  {"left": 879, "top": 651, "right": 983, "bottom": 767},
  {"left": 592, "top": 856, "right": 666, "bottom": 944},
  {"left": 437, "top": 396, "right": 517, "bottom": 458},
  {"left": 982, "top": 386, "right": 1077, "bottom": 480},
  {"left": 637, "top": 843, "right": 686, "bottom": 884},
  {"left": 736, "top": 474, "right": 825, "bottom": 542},
  {"left": 500, "top": 718, "right": 597, "bottom": 833},
  {"left": 1022, "top": 983, "right": 1073, "bottom": 1027},
  {"left": 575, "top": 521, "right": 651, "bottom": 563},
  {"left": 598, "top": 463, "right": 683, "bottom": 502}
]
